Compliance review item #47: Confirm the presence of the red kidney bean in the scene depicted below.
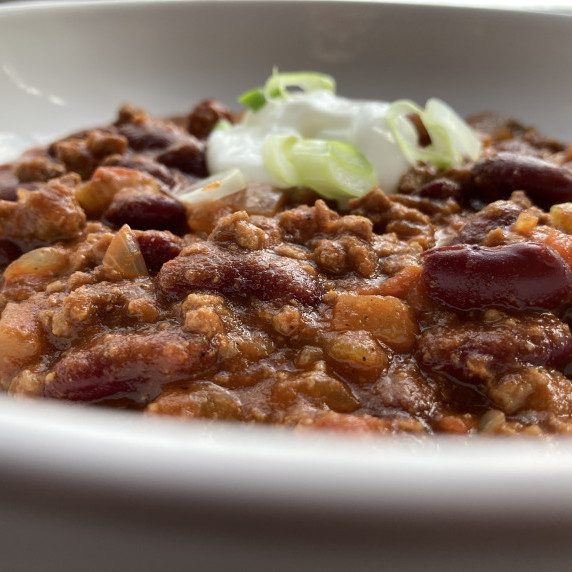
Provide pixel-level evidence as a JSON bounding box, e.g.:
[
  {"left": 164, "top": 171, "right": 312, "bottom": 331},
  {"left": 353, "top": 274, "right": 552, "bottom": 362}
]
[
  {"left": 471, "top": 152, "right": 572, "bottom": 207},
  {"left": 117, "top": 122, "right": 182, "bottom": 151},
  {"left": 135, "top": 230, "right": 183, "bottom": 274},
  {"left": 156, "top": 140, "right": 208, "bottom": 178},
  {"left": 0, "top": 185, "right": 18, "bottom": 202},
  {"left": 0, "top": 239, "right": 21, "bottom": 267},
  {"left": 418, "top": 178, "right": 462, "bottom": 201},
  {"left": 46, "top": 330, "right": 217, "bottom": 402},
  {"left": 416, "top": 312, "right": 572, "bottom": 385},
  {"left": 0, "top": 182, "right": 40, "bottom": 202},
  {"left": 102, "top": 154, "right": 178, "bottom": 188},
  {"left": 157, "top": 243, "right": 324, "bottom": 306},
  {"left": 104, "top": 189, "right": 189, "bottom": 235},
  {"left": 186, "top": 99, "right": 233, "bottom": 140},
  {"left": 421, "top": 242, "right": 572, "bottom": 310}
]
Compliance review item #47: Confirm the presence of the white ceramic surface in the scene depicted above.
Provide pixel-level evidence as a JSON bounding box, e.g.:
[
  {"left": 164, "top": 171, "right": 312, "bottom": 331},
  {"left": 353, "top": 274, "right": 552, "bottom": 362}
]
[{"left": 2, "top": 2, "right": 572, "bottom": 571}]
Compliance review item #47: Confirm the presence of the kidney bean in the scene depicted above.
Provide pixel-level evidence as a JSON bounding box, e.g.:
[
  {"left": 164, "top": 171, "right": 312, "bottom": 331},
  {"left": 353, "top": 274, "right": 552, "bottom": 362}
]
[
  {"left": 416, "top": 312, "right": 572, "bottom": 385},
  {"left": 186, "top": 99, "right": 233, "bottom": 140},
  {"left": 421, "top": 242, "right": 572, "bottom": 310},
  {"left": 0, "top": 239, "right": 21, "bottom": 267},
  {"left": 102, "top": 154, "right": 178, "bottom": 188},
  {"left": 104, "top": 189, "right": 189, "bottom": 235},
  {"left": 418, "top": 178, "right": 462, "bottom": 201},
  {"left": 0, "top": 185, "right": 19, "bottom": 202},
  {"left": 0, "top": 182, "right": 45, "bottom": 202},
  {"left": 156, "top": 140, "right": 208, "bottom": 178},
  {"left": 471, "top": 152, "right": 572, "bottom": 208},
  {"left": 135, "top": 230, "right": 183, "bottom": 274},
  {"left": 157, "top": 242, "right": 324, "bottom": 306},
  {"left": 118, "top": 122, "right": 182, "bottom": 151},
  {"left": 45, "top": 330, "right": 217, "bottom": 402}
]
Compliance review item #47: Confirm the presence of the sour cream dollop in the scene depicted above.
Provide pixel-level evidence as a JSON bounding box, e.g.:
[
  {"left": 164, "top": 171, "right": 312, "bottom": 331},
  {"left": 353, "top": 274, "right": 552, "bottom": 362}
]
[{"left": 207, "top": 90, "right": 411, "bottom": 194}]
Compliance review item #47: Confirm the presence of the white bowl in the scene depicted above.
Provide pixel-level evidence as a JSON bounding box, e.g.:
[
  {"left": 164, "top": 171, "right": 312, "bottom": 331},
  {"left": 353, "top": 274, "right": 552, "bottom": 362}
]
[{"left": 2, "top": 2, "right": 572, "bottom": 570}]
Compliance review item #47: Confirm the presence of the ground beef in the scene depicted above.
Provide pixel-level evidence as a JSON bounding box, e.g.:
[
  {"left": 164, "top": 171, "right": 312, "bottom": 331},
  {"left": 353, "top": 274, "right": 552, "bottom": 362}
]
[{"left": 2, "top": 101, "right": 572, "bottom": 436}]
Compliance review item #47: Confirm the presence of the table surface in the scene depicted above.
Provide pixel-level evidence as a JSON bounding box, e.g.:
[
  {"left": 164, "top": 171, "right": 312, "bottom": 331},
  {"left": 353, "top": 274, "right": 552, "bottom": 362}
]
[{"left": 0, "top": 0, "right": 571, "bottom": 7}]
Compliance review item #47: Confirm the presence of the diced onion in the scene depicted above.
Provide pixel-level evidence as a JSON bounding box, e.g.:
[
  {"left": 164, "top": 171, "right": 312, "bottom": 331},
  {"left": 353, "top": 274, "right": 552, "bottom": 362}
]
[
  {"left": 176, "top": 168, "right": 247, "bottom": 205},
  {"left": 550, "top": 203, "right": 572, "bottom": 233},
  {"left": 3, "top": 247, "right": 69, "bottom": 281},
  {"left": 103, "top": 224, "right": 148, "bottom": 278},
  {"left": 262, "top": 134, "right": 378, "bottom": 200}
]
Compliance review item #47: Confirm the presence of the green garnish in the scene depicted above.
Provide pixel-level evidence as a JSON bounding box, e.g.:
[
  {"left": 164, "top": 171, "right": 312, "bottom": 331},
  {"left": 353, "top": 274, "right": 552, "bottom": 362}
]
[
  {"left": 264, "top": 70, "right": 336, "bottom": 99},
  {"left": 262, "top": 134, "right": 377, "bottom": 199},
  {"left": 237, "top": 88, "right": 267, "bottom": 112},
  {"left": 387, "top": 98, "right": 481, "bottom": 169},
  {"left": 238, "top": 69, "right": 336, "bottom": 111}
]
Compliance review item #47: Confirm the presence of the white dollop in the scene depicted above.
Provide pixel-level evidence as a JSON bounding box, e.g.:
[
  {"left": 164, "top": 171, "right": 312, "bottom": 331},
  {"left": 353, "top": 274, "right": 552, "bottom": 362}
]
[{"left": 206, "top": 90, "right": 411, "bottom": 194}]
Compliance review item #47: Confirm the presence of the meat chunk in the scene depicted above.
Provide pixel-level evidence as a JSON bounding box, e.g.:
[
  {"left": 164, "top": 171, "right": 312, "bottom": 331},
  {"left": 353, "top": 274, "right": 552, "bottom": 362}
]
[
  {"left": 271, "top": 369, "right": 360, "bottom": 416},
  {"left": 0, "top": 177, "right": 85, "bottom": 248},
  {"left": 48, "top": 279, "right": 160, "bottom": 338},
  {"left": 488, "top": 367, "right": 572, "bottom": 416},
  {"left": 449, "top": 199, "right": 527, "bottom": 245},
  {"left": 14, "top": 153, "right": 65, "bottom": 183},
  {"left": 279, "top": 199, "right": 373, "bottom": 244},
  {"left": 147, "top": 382, "right": 243, "bottom": 420},
  {"left": 416, "top": 312, "right": 572, "bottom": 385}
]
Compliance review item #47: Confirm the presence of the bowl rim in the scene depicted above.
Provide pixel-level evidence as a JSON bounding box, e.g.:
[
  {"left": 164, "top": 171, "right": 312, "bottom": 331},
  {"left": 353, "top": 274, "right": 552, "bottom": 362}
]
[{"left": 1, "top": 0, "right": 570, "bottom": 15}]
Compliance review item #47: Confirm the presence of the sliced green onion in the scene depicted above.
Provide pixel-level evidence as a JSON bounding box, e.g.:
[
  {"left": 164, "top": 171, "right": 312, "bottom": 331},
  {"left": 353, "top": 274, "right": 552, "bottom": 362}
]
[
  {"left": 386, "top": 100, "right": 426, "bottom": 164},
  {"left": 261, "top": 134, "right": 299, "bottom": 186},
  {"left": 177, "top": 168, "right": 247, "bottom": 205},
  {"left": 238, "top": 70, "right": 336, "bottom": 112},
  {"left": 237, "top": 88, "right": 267, "bottom": 111},
  {"left": 262, "top": 134, "right": 377, "bottom": 200},
  {"left": 291, "top": 138, "right": 377, "bottom": 199},
  {"left": 264, "top": 69, "right": 336, "bottom": 100},
  {"left": 386, "top": 98, "right": 481, "bottom": 170},
  {"left": 426, "top": 98, "right": 481, "bottom": 161}
]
